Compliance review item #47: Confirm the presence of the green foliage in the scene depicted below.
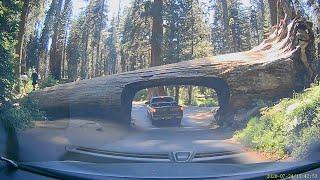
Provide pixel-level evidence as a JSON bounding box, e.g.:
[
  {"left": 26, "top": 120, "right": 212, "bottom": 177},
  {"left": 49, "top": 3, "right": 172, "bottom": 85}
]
[
  {"left": 134, "top": 89, "right": 147, "bottom": 101},
  {"left": 0, "top": 0, "right": 22, "bottom": 103},
  {"left": 120, "top": 0, "right": 152, "bottom": 71},
  {"left": 67, "top": 12, "right": 86, "bottom": 80},
  {"left": 20, "top": 78, "right": 33, "bottom": 94},
  {"left": 163, "top": 0, "right": 212, "bottom": 64},
  {"left": 192, "top": 97, "right": 219, "bottom": 107},
  {"left": 0, "top": 105, "right": 34, "bottom": 132},
  {"left": 39, "top": 75, "right": 59, "bottom": 89},
  {"left": 0, "top": 96, "right": 46, "bottom": 132},
  {"left": 235, "top": 84, "right": 320, "bottom": 158},
  {"left": 38, "top": 0, "right": 63, "bottom": 73},
  {"left": 254, "top": 99, "right": 273, "bottom": 107},
  {"left": 211, "top": 0, "right": 264, "bottom": 54},
  {"left": 177, "top": 86, "right": 219, "bottom": 107},
  {"left": 105, "top": 17, "right": 118, "bottom": 74},
  {"left": 20, "top": 95, "right": 46, "bottom": 120}
]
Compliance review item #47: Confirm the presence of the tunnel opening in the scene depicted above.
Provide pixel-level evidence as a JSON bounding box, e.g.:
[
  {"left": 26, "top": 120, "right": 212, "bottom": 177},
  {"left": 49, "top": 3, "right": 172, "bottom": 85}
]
[
  {"left": 132, "top": 85, "right": 221, "bottom": 129},
  {"left": 120, "top": 77, "right": 231, "bottom": 127}
]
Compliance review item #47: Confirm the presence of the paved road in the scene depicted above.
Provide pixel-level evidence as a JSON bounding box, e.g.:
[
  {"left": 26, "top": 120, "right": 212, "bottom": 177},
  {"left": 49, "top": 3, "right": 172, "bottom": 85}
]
[
  {"left": 2, "top": 103, "right": 269, "bottom": 164},
  {"left": 131, "top": 102, "right": 216, "bottom": 129}
]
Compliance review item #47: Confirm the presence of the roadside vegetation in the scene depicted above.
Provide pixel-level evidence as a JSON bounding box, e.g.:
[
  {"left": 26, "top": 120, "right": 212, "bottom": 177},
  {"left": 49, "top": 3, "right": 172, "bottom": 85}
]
[
  {"left": 20, "top": 72, "right": 59, "bottom": 95},
  {"left": 0, "top": 96, "right": 47, "bottom": 132},
  {"left": 38, "top": 75, "right": 59, "bottom": 89},
  {"left": 1, "top": 74, "right": 56, "bottom": 132},
  {"left": 235, "top": 82, "right": 320, "bottom": 159}
]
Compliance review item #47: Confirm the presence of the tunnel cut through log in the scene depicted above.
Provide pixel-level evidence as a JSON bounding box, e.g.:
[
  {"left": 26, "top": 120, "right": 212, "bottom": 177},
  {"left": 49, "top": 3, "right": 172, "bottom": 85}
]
[{"left": 121, "top": 76, "right": 231, "bottom": 124}]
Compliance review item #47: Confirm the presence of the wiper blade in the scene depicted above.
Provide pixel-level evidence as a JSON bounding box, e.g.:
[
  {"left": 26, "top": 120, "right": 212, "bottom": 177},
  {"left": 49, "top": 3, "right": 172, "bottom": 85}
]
[
  {"left": 1, "top": 156, "right": 70, "bottom": 179},
  {"left": 0, "top": 156, "right": 18, "bottom": 168}
]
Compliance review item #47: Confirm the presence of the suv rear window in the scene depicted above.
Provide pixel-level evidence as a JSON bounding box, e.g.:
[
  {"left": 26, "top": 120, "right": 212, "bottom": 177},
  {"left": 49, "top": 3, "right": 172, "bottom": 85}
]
[{"left": 151, "top": 97, "right": 174, "bottom": 104}]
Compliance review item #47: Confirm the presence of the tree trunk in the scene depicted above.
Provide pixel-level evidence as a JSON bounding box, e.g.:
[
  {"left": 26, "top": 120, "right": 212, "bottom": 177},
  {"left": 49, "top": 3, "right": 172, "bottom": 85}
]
[
  {"left": 50, "top": 30, "right": 60, "bottom": 79},
  {"left": 187, "top": 2, "right": 195, "bottom": 106},
  {"left": 90, "top": 47, "right": 95, "bottom": 78},
  {"left": 317, "top": 35, "right": 319, "bottom": 62},
  {"left": 157, "top": 87, "right": 166, "bottom": 96},
  {"left": 150, "top": 0, "right": 166, "bottom": 96},
  {"left": 309, "top": 0, "right": 320, "bottom": 61},
  {"left": 95, "top": 0, "right": 105, "bottom": 77},
  {"left": 277, "top": 0, "right": 285, "bottom": 24},
  {"left": 259, "top": 0, "right": 265, "bottom": 21},
  {"left": 221, "top": 0, "right": 229, "bottom": 31},
  {"left": 187, "top": 86, "right": 192, "bottom": 105},
  {"left": 100, "top": 49, "right": 103, "bottom": 75},
  {"left": 14, "top": 0, "right": 30, "bottom": 92},
  {"left": 62, "top": 26, "right": 68, "bottom": 79},
  {"left": 95, "top": 42, "right": 101, "bottom": 77},
  {"left": 268, "top": 0, "right": 277, "bottom": 26},
  {"left": 151, "top": 0, "right": 163, "bottom": 67},
  {"left": 175, "top": 86, "right": 180, "bottom": 104},
  {"left": 49, "top": 0, "right": 64, "bottom": 80},
  {"left": 83, "top": 31, "right": 89, "bottom": 79},
  {"left": 16, "top": 0, "right": 30, "bottom": 75}
]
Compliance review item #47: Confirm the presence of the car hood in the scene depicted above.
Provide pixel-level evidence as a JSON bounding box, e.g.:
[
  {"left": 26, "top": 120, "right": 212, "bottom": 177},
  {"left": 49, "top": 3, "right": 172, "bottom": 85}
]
[{"left": 19, "top": 160, "right": 320, "bottom": 179}]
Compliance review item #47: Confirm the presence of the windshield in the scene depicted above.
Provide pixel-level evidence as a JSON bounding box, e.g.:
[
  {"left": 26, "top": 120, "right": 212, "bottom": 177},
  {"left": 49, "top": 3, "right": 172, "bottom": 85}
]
[
  {"left": 1, "top": 0, "right": 320, "bottom": 178},
  {"left": 151, "top": 97, "right": 175, "bottom": 104}
]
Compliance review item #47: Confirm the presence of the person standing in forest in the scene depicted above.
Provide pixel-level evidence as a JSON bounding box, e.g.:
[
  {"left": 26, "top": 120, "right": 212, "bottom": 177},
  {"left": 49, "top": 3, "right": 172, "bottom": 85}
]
[
  {"left": 31, "top": 69, "right": 39, "bottom": 91},
  {"left": 20, "top": 72, "right": 28, "bottom": 94}
]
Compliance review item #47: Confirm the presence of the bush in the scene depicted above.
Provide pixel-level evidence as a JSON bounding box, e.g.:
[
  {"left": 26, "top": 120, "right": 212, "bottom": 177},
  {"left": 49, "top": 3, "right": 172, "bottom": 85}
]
[
  {"left": 0, "top": 96, "right": 46, "bottom": 132},
  {"left": 0, "top": 105, "right": 34, "bottom": 132},
  {"left": 39, "top": 75, "right": 59, "bottom": 89},
  {"left": 290, "top": 126, "right": 320, "bottom": 157},
  {"left": 134, "top": 89, "right": 147, "bottom": 101},
  {"left": 20, "top": 96, "right": 46, "bottom": 120},
  {"left": 20, "top": 79, "right": 34, "bottom": 95},
  {"left": 235, "top": 83, "right": 320, "bottom": 158},
  {"left": 179, "top": 87, "right": 219, "bottom": 107},
  {"left": 193, "top": 97, "right": 219, "bottom": 107}
]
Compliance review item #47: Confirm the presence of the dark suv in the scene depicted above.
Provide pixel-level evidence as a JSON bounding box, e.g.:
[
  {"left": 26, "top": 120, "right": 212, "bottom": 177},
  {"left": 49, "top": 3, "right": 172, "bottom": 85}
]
[{"left": 146, "top": 96, "right": 183, "bottom": 125}]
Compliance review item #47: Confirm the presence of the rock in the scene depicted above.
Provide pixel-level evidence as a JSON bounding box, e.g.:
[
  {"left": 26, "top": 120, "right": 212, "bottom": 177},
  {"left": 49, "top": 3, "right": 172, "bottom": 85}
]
[{"left": 286, "top": 103, "right": 300, "bottom": 115}]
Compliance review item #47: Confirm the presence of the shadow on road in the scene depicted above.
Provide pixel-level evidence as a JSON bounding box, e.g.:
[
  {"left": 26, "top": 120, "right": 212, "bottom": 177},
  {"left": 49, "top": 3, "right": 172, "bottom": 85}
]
[{"left": 2, "top": 103, "right": 269, "bottom": 164}]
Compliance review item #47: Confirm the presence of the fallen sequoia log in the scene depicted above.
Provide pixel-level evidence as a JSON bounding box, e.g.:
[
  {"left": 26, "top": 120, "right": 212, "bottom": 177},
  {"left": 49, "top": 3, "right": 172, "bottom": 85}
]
[{"left": 32, "top": 2, "right": 318, "bottom": 125}]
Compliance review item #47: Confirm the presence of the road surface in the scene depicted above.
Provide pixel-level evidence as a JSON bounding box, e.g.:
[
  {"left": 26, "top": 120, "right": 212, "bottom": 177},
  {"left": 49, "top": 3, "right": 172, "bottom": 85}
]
[
  {"left": 2, "top": 103, "right": 271, "bottom": 164},
  {"left": 131, "top": 101, "right": 216, "bottom": 129}
]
